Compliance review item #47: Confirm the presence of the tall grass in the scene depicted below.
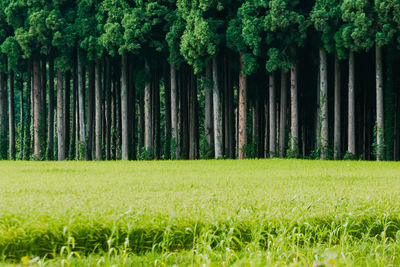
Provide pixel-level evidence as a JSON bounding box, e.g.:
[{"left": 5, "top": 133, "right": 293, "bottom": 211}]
[{"left": 1, "top": 159, "right": 400, "bottom": 265}]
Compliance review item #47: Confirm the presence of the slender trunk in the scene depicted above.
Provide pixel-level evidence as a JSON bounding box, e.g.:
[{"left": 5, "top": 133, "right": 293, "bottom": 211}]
[
  {"left": 164, "top": 62, "right": 171, "bottom": 160},
  {"left": 95, "top": 59, "right": 102, "bottom": 160},
  {"left": 47, "top": 58, "right": 54, "bottom": 160},
  {"left": 376, "top": 45, "right": 384, "bottom": 161},
  {"left": 269, "top": 73, "right": 276, "bottom": 157},
  {"left": 23, "top": 63, "right": 32, "bottom": 160},
  {"left": 64, "top": 71, "right": 71, "bottom": 158},
  {"left": 170, "top": 63, "right": 179, "bottom": 159},
  {"left": 121, "top": 53, "right": 129, "bottom": 160},
  {"left": 19, "top": 73, "right": 24, "bottom": 160},
  {"left": 105, "top": 58, "right": 111, "bottom": 160},
  {"left": 348, "top": 51, "right": 356, "bottom": 156},
  {"left": 290, "top": 62, "right": 298, "bottom": 157},
  {"left": 77, "top": 51, "right": 87, "bottom": 160},
  {"left": 129, "top": 56, "right": 136, "bottom": 160},
  {"left": 33, "top": 60, "right": 43, "bottom": 160},
  {"left": 279, "top": 70, "right": 288, "bottom": 158},
  {"left": 189, "top": 70, "right": 198, "bottom": 160},
  {"left": 144, "top": 59, "right": 152, "bottom": 155},
  {"left": 227, "top": 63, "right": 235, "bottom": 159},
  {"left": 41, "top": 59, "right": 47, "bottom": 149},
  {"left": 205, "top": 63, "right": 214, "bottom": 156},
  {"left": 334, "top": 55, "right": 341, "bottom": 160},
  {"left": 57, "top": 69, "right": 65, "bottom": 161},
  {"left": 320, "top": 48, "right": 328, "bottom": 159},
  {"left": 87, "top": 64, "right": 95, "bottom": 160},
  {"left": 74, "top": 60, "right": 79, "bottom": 160},
  {"left": 154, "top": 72, "right": 161, "bottom": 159},
  {"left": 238, "top": 53, "right": 247, "bottom": 159},
  {"left": 0, "top": 72, "right": 6, "bottom": 159},
  {"left": 180, "top": 67, "right": 189, "bottom": 159},
  {"left": 213, "top": 57, "right": 222, "bottom": 159},
  {"left": 8, "top": 69, "right": 15, "bottom": 160},
  {"left": 139, "top": 90, "right": 144, "bottom": 156}
]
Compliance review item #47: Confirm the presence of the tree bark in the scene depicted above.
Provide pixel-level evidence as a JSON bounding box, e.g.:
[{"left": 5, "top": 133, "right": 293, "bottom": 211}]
[
  {"left": 334, "top": 55, "right": 341, "bottom": 160},
  {"left": 8, "top": 69, "right": 15, "bottom": 160},
  {"left": 87, "top": 64, "right": 95, "bottom": 160},
  {"left": 144, "top": 59, "right": 152, "bottom": 155},
  {"left": 77, "top": 51, "right": 87, "bottom": 160},
  {"left": 290, "top": 62, "right": 298, "bottom": 157},
  {"left": 57, "top": 69, "right": 65, "bottom": 161},
  {"left": 269, "top": 73, "right": 276, "bottom": 157},
  {"left": 47, "top": 58, "right": 54, "bottom": 160},
  {"left": 121, "top": 53, "right": 129, "bottom": 160},
  {"left": 33, "top": 60, "right": 43, "bottom": 160},
  {"left": 19, "top": 73, "right": 24, "bottom": 160},
  {"left": 95, "top": 59, "right": 102, "bottom": 160},
  {"left": 238, "top": 53, "right": 247, "bottom": 159},
  {"left": 320, "top": 48, "right": 328, "bottom": 159},
  {"left": 164, "top": 62, "right": 171, "bottom": 160},
  {"left": 129, "top": 56, "right": 136, "bottom": 160},
  {"left": 376, "top": 44, "right": 384, "bottom": 161},
  {"left": 170, "top": 63, "right": 179, "bottom": 159},
  {"left": 0, "top": 72, "right": 6, "bottom": 159},
  {"left": 205, "top": 62, "right": 214, "bottom": 156},
  {"left": 23, "top": 63, "right": 32, "bottom": 160},
  {"left": 189, "top": 70, "right": 198, "bottom": 159},
  {"left": 213, "top": 57, "right": 222, "bottom": 159},
  {"left": 64, "top": 71, "right": 71, "bottom": 158},
  {"left": 348, "top": 51, "right": 356, "bottom": 156},
  {"left": 279, "top": 70, "right": 288, "bottom": 158}
]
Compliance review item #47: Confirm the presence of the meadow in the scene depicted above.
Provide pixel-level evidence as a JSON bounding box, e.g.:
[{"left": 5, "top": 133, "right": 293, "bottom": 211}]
[{"left": 1, "top": 160, "right": 400, "bottom": 266}]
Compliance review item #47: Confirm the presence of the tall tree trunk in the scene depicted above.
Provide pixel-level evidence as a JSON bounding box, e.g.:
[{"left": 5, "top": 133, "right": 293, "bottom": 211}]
[
  {"left": 19, "top": 73, "right": 24, "bottom": 160},
  {"left": 154, "top": 71, "right": 161, "bottom": 159},
  {"left": 189, "top": 70, "right": 198, "bottom": 160},
  {"left": 41, "top": 59, "right": 47, "bottom": 150},
  {"left": 23, "top": 63, "right": 32, "bottom": 160},
  {"left": 205, "top": 63, "right": 214, "bottom": 156},
  {"left": 348, "top": 51, "right": 356, "bottom": 156},
  {"left": 180, "top": 67, "right": 189, "bottom": 159},
  {"left": 269, "top": 73, "right": 276, "bottom": 157},
  {"left": 74, "top": 59, "right": 79, "bottom": 160},
  {"left": 87, "top": 64, "right": 95, "bottom": 160},
  {"left": 105, "top": 58, "right": 112, "bottom": 160},
  {"left": 144, "top": 59, "right": 152, "bottom": 155},
  {"left": 47, "top": 58, "right": 54, "bottom": 160},
  {"left": 78, "top": 51, "right": 87, "bottom": 160},
  {"left": 213, "top": 57, "right": 222, "bottom": 159},
  {"left": 64, "top": 71, "right": 71, "bottom": 158},
  {"left": 95, "top": 59, "right": 102, "bottom": 160},
  {"left": 8, "top": 68, "right": 15, "bottom": 160},
  {"left": 320, "top": 48, "right": 328, "bottom": 159},
  {"left": 0, "top": 71, "right": 6, "bottom": 159},
  {"left": 334, "top": 55, "right": 341, "bottom": 160},
  {"left": 129, "top": 56, "right": 136, "bottom": 160},
  {"left": 57, "top": 69, "right": 65, "bottom": 161},
  {"left": 227, "top": 62, "right": 235, "bottom": 159},
  {"left": 290, "top": 62, "right": 298, "bottom": 157},
  {"left": 238, "top": 53, "right": 247, "bottom": 159},
  {"left": 121, "top": 53, "right": 129, "bottom": 160},
  {"left": 170, "top": 63, "right": 179, "bottom": 159},
  {"left": 139, "top": 90, "right": 144, "bottom": 156},
  {"left": 279, "top": 70, "right": 288, "bottom": 158},
  {"left": 164, "top": 62, "right": 171, "bottom": 160},
  {"left": 376, "top": 44, "right": 384, "bottom": 161},
  {"left": 33, "top": 60, "right": 43, "bottom": 160}
]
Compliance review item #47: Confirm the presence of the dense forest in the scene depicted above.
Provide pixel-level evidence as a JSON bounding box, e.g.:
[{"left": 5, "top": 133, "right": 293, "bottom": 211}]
[{"left": 0, "top": 0, "right": 399, "bottom": 161}]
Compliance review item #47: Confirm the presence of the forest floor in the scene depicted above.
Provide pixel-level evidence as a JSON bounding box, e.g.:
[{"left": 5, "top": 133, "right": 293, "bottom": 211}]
[{"left": 1, "top": 160, "right": 400, "bottom": 266}]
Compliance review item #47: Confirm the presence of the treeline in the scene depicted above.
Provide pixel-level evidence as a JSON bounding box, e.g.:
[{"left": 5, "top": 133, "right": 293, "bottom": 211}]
[{"left": 0, "top": 0, "right": 399, "bottom": 161}]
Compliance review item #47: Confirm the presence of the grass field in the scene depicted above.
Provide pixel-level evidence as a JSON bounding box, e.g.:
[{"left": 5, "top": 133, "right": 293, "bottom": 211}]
[{"left": 1, "top": 160, "right": 400, "bottom": 266}]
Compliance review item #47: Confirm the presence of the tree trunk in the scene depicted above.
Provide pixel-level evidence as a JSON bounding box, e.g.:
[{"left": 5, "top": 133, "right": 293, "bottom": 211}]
[
  {"left": 279, "top": 70, "right": 288, "bottom": 158},
  {"left": 0, "top": 71, "right": 6, "bottom": 159},
  {"left": 139, "top": 89, "right": 144, "bottom": 156},
  {"left": 320, "top": 48, "right": 328, "bottom": 159},
  {"left": 23, "top": 63, "right": 32, "bottom": 160},
  {"left": 269, "top": 73, "right": 276, "bottom": 157},
  {"left": 334, "top": 55, "right": 341, "bottom": 160},
  {"left": 33, "top": 60, "right": 43, "bottom": 160},
  {"left": 121, "top": 53, "right": 129, "bottom": 160},
  {"left": 8, "top": 69, "right": 15, "bottom": 160},
  {"left": 64, "top": 71, "right": 71, "bottom": 158},
  {"left": 376, "top": 44, "right": 384, "bottom": 161},
  {"left": 78, "top": 51, "right": 87, "bottom": 160},
  {"left": 290, "top": 62, "right": 298, "bottom": 157},
  {"left": 19, "top": 73, "right": 24, "bottom": 160},
  {"left": 170, "top": 63, "right": 179, "bottom": 159},
  {"left": 213, "top": 57, "right": 222, "bottom": 159},
  {"left": 95, "top": 59, "right": 102, "bottom": 160},
  {"left": 87, "top": 64, "right": 95, "bottom": 160},
  {"left": 238, "top": 53, "right": 247, "bottom": 159},
  {"left": 164, "top": 62, "right": 171, "bottom": 160},
  {"left": 348, "top": 51, "right": 356, "bottom": 156},
  {"left": 144, "top": 59, "right": 152, "bottom": 155},
  {"left": 105, "top": 58, "right": 112, "bottom": 160},
  {"left": 205, "top": 62, "right": 214, "bottom": 156},
  {"left": 57, "top": 69, "right": 65, "bottom": 161},
  {"left": 189, "top": 70, "right": 198, "bottom": 160},
  {"left": 129, "top": 56, "right": 136, "bottom": 160},
  {"left": 47, "top": 58, "right": 54, "bottom": 160},
  {"left": 41, "top": 59, "right": 47, "bottom": 149}
]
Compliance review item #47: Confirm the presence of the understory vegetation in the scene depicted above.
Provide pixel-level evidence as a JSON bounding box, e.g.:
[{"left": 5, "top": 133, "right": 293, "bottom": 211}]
[{"left": 1, "top": 160, "right": 400, "bottom": 266}]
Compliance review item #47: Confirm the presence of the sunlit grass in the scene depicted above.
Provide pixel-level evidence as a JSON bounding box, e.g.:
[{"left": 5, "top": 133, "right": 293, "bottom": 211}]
[{"left": 1, "top": 159, "right": 400, "bottom": 266}]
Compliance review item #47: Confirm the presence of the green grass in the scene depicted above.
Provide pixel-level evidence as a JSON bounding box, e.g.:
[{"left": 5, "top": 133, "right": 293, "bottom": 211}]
[{"left": 1, "top": 159, "right": 400, "bottom": 266}]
